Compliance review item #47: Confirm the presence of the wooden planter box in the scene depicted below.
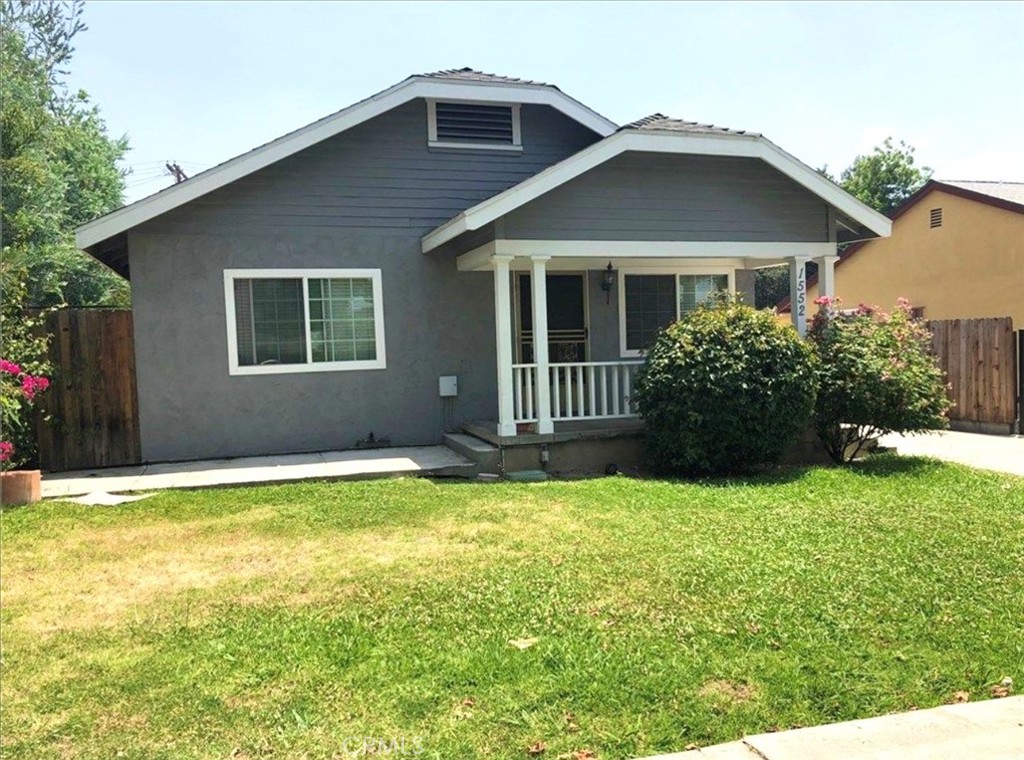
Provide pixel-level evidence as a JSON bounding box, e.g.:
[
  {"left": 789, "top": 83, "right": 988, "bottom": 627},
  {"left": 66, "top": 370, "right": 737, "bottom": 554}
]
[{"left": 1, "top": 470, "right": 41, "bottom": 505}]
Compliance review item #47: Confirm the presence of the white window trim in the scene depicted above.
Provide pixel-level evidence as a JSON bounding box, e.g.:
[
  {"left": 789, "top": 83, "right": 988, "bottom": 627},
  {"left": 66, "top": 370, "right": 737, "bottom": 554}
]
[
  {"left": 426, "top": 99, "right": 523, "bottom": 152},
  {"left": 223, "top": 268, "right": 386, "bottom": 376},
  {"left": 617, "top": 266, "right": 736, "bottom": 358}
]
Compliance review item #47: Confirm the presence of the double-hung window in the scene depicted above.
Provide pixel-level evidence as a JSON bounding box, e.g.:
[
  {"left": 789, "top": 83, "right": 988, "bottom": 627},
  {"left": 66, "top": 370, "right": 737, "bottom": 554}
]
[
  {"left": 619, "top": 271, "right": 732, "bottom": 356},
  {"left": 224, "top": 269, "right": 386, "bottom": 375}
]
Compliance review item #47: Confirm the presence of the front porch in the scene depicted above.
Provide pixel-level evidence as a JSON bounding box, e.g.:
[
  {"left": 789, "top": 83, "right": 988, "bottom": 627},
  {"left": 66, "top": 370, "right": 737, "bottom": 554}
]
[
  {"left": 420, "top": 128, "right": 888, "bottom": 442},
  {"left": 475, "top": 244, "right": 838, "bottom": 438}
]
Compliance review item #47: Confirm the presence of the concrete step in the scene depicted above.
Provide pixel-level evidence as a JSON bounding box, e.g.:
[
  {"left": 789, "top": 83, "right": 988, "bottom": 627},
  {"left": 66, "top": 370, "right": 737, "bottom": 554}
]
[{"left": 443, "top": 433, "right": 501, "bottom": 473}]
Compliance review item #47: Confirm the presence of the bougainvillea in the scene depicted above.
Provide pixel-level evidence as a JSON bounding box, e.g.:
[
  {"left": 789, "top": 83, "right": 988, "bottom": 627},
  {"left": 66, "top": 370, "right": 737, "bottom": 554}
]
[
  {"left": 1, "top": 358, "right": 50, "bottom": 467},
  {"left": 807, "top": 296, "right": 951, "bottom": 463}
]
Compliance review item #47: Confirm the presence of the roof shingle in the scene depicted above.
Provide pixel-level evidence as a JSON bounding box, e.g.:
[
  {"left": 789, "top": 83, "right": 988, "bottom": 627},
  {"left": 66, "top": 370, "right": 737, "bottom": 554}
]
[
  {"left": 940, "top": 180, "right": 1024, "bottom": 205},
  {"left": 619, "top": 113, "right": 757, "bottom": 137},
  {"left": 418, "top": 67, "right": 557, "bottom": 90}
]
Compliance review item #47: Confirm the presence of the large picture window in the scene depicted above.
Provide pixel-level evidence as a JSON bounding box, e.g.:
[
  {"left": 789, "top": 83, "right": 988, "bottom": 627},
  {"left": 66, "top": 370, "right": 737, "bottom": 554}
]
[
  {"left": 619, "top": 271, "right": 731, "bottom": 356},
  {"left": 224, "top": 269, "right": 386, "bottom": 375}
]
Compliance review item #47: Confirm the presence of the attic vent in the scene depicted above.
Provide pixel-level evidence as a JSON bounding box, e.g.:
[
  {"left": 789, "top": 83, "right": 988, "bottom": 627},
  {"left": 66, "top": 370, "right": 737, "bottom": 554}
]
[
  {"left": 930, "top": 208, "right": 943, "bottom": 228},
  {"left": 429, "top": 101, "right": 521, "bottom": 150}
]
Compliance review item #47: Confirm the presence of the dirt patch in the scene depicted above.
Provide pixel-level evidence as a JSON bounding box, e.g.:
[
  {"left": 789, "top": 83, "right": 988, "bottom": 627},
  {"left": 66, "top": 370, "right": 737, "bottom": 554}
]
[
  {"left": 698, "top": 679, "right": 757, "bottom": 704},
  {"left": 2, "top": 502, "right": 583, "bottom": 636}
]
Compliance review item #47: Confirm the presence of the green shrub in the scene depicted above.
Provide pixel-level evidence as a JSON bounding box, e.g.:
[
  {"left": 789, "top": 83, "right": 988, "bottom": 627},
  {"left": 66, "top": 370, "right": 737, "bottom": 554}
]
[
  {"left": 634, "top": 298, "right": 818, "bottom": 475},
  {"left": 808, "top": 297, "right": 950, "bottom": 463}
]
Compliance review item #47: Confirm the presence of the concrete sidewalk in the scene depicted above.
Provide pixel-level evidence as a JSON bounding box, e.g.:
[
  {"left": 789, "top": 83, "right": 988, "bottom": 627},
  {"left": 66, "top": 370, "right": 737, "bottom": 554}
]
[
  {"left": 41, "top": 445, "right": 475, "bottom": 498},
  {"left": 640, "top": 696, "right": 1024, "bottom": 759},
  {"left": 881, "top": 430, "right": 1024, "bottom": 476}
]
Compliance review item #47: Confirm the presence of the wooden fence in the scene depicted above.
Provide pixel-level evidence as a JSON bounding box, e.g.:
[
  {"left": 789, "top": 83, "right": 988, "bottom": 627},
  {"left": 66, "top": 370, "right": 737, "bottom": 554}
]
[
  {"left": 927, "top": 317, "right": 1018, "bottom": 429},
  {"left": 33, "top": 309, "right": 141, "bottom": 471}
]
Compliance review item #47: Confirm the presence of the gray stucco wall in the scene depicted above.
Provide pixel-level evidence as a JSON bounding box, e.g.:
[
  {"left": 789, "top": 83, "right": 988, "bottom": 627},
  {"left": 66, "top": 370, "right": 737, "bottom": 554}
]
[
  {"left": 503, "top": 152, "right": 831, "bottom": 242},
  {"left": 129, "top": 100, "right": 599, "bottom": 461}
]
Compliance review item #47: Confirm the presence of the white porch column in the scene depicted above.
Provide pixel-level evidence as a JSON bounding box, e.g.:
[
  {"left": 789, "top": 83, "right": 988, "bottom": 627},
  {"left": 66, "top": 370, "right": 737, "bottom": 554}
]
[
  {"left": 788, "top": 256, "right": 810, "bottom": 336},
  {"left": 815, "top": 254, "right": 840, "bottom": 302},
  {"left": 530, "top": 255, "right": 554, "bottom": 434},
  {"left": 493, "top": 255, "right": 517, "bottom": 437}
]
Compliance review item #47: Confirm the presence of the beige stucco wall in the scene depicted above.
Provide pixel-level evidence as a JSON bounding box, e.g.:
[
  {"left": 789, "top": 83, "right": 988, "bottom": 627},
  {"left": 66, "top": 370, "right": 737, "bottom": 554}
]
[{"left": 807, "top": 189, "right": 1024, "bottom": 327}]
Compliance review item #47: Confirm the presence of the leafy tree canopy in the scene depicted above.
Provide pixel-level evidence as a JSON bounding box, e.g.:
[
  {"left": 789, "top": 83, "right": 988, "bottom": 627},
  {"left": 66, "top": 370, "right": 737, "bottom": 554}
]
[
  {"left": 824, "top": 137, "right": 933, "bottom": 216},
  {"left": 1, "top": 0, "right": 130, "bottom": 307}
]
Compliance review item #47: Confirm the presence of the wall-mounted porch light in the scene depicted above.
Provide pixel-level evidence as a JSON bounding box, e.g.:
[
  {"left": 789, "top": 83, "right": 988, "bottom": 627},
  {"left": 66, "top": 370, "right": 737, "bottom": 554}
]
[{"left": 601, "top": 262, "right": 614, "bottom": 304}]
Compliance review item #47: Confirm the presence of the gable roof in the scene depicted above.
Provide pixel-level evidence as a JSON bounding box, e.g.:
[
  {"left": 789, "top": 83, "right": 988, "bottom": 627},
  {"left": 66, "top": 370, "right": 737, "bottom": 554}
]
[
  {"left": 421, "top": 115, "right": 892, "bottom": 252},
  {"left": 775, "top": 178, "right": 1024, "bottom": 312},
  {"left": 75, "top": 69, "right": 616, "bottom": 252},
  {"left": 938, "top": 179, "right": 1024, "bottom": 208}
]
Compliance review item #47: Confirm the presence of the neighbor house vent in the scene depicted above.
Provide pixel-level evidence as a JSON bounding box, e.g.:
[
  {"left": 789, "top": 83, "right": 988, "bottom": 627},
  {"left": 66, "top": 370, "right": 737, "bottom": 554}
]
[
  {"left": 429, "top": 101, "right": 521, "bottom": 149},
  {"left": 930, "top": 208, "right": 943, "bottom": 228}
]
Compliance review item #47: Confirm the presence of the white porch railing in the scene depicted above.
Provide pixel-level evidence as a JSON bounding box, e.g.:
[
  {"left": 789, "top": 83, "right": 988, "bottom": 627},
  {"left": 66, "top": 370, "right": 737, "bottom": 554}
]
[{"left": 512, "top": 360, "right": 644, "bottom": 424}]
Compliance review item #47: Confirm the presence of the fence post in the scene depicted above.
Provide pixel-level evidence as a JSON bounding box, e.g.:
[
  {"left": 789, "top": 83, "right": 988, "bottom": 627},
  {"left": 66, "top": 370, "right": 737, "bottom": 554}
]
[{"left": 1011, "top": 331, "right": 1019, "bottom": 438}]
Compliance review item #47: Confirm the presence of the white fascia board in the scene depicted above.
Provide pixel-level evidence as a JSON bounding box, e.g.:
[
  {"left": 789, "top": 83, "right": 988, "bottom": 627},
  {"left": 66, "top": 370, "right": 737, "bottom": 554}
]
[
  {"left": 75, "top": 79, "right": 617, "bottom": 250},
  {"left": 422, "top": 130, "right": 892, "bottom": 253}
]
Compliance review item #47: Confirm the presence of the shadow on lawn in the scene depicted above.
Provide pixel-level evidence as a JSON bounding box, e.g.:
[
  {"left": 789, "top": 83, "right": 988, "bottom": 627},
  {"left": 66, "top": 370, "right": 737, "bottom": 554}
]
[{"left": 845, "top": 453, "right": 945, "bottom": 478}]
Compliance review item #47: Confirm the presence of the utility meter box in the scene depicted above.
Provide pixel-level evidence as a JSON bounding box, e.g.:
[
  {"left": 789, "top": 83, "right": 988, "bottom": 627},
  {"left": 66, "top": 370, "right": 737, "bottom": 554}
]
[{"left": 439, "top": 375, "right": 458, "bottom": 397}]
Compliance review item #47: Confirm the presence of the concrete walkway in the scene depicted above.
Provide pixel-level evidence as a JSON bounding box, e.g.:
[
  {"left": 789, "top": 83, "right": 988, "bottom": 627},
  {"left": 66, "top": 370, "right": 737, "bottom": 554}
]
[
  {"left": 41, "top": 445, "right": 475, "bottom": 499},
  {"left": 641, "top": 696, "right": 1024, "bottom": 759},
  {"left": 881, "top": 430, "right": 1024, "bottom": 476}
]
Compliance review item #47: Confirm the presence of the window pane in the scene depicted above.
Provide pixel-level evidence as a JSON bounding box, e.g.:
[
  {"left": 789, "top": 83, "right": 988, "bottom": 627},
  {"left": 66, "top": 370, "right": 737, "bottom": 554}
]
[
  {"left": 624, "top": 274, "right": 676, "bottom": 352},
  {"left": 679, "top": 274, "right": 728, "bottom": 313},
  {"left": 233, "top": 278, "right": 306, "bottom": 366},
  {"left": 309, "top": 277, "right": 376, "bottom": 363}
]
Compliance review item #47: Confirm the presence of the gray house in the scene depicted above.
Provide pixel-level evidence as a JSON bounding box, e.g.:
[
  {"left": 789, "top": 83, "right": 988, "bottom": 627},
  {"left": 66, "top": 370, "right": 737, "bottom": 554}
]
[{"left": 76, "top": 68, "right": 890, "bottom": 467}]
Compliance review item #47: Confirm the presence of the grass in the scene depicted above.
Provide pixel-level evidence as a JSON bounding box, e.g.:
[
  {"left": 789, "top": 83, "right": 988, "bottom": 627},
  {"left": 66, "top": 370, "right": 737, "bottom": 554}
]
[{"left": 1, "top": 455, "right": 1022, "bottom": 759}]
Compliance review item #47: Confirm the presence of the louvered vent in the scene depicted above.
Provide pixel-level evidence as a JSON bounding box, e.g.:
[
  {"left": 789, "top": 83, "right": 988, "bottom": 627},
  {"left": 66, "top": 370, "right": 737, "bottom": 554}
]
[
  {"left": 435, "top": 102, "right": 515, "bottom": 144},
  {"left": 930, "top": 208, "right": 943, "bottom": 228}
]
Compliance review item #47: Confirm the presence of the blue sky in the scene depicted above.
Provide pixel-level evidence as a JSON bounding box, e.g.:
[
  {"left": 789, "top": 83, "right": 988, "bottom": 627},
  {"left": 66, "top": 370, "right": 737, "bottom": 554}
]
[{"left": 67, "top": 1, "right": 1024, "bottom": 203}]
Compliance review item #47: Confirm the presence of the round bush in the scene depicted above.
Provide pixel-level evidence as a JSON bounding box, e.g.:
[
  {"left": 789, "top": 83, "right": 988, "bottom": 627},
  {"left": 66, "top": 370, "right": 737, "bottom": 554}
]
[{"left": 633, "top": 300, "right": 817, "bottom": 475}]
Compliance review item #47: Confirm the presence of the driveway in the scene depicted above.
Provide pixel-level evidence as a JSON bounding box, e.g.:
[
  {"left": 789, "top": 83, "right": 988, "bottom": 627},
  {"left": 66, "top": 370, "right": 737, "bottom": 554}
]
[{"left": 880, "top": 430, "right": 1024, "bottom": 476}]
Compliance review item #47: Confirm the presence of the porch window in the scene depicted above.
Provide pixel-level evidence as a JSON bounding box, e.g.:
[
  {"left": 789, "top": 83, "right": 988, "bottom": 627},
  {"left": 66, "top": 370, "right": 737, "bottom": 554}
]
[
  {"left": 621, "top": 272, "right": 730, "bottom": 355},
  {"left": 224, "top": 269, "right": 386, "bottom": 375}
]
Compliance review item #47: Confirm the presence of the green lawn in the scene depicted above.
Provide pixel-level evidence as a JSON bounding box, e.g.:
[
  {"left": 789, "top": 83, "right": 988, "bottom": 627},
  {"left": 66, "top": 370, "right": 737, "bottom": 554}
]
[{"left": 2, "top": 456, "right": 1022, "bottom": 759}]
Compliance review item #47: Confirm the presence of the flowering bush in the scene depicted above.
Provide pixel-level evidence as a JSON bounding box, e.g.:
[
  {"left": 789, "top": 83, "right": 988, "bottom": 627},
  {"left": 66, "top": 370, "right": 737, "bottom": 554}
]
[
  {"left": 1, "top": 260, "right": 54, "bottom": 470},
  {"left": 634, "top": 297, "right": 818, "bottom": 475},
  {"left": 1, "top": 358, "right": 50, "bottom": 469},
  {"left": 808, "top": 296, "right": 950, "bottom": 463}
]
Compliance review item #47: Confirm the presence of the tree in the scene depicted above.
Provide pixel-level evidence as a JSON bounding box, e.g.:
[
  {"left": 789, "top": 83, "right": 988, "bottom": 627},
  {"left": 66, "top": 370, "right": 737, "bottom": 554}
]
[
  {"left": 1, "top": 0, "right": 130, "bottom": 307},
  {"left": 835, "top": 138, "right": 932, "bottom": 216}
]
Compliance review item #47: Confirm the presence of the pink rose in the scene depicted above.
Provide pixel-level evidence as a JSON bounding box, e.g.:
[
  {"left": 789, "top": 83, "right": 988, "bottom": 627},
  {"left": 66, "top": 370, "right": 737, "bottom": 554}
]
[{"left": 0, "top": 441, "right": 13, "bottom": 462}]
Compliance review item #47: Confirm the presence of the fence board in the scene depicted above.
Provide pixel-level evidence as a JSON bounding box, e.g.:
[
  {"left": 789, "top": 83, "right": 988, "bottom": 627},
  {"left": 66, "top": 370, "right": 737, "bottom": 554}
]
[
  {"left": 927, "top": 317, "right": 1017, "bottom": 426},
  {"left": 31, "top": 309, "right": 141, "bottom": 471}
]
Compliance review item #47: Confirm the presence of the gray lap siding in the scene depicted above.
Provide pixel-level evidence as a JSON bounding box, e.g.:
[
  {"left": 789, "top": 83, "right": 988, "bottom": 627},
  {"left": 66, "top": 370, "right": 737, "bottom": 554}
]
[{"left": 129, "top": 101, "right": 599, "bottom": 461}]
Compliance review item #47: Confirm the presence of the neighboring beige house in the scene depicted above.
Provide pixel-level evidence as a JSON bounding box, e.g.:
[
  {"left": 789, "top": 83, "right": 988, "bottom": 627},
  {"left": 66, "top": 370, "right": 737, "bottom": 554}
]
[{"left": 780, "top": 180, "right": 1024, "bottom": 326}]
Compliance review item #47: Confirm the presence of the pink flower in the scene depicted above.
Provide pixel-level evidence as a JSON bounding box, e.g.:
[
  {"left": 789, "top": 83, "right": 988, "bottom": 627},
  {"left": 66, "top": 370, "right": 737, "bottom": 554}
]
[
  {"left": 0, "top": 441, "right": 13, "bottom": 462},
  {"left": 0, "top": 359, "right": 22, "bottom": 376},
  {"left": 814, "top": 296, "right": 832, "bottom": 307},
  {"left": 20, "top": 374, "right": 50, "bottom": 401},
  {"left": 855, "top": 303, "right": 877, "bottom": 316}
]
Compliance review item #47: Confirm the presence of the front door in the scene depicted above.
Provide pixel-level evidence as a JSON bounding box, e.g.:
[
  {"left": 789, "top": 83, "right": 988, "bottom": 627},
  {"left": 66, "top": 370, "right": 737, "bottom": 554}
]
[{"left": 516, "top": 273, "right": 588, "bottom": 363}]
